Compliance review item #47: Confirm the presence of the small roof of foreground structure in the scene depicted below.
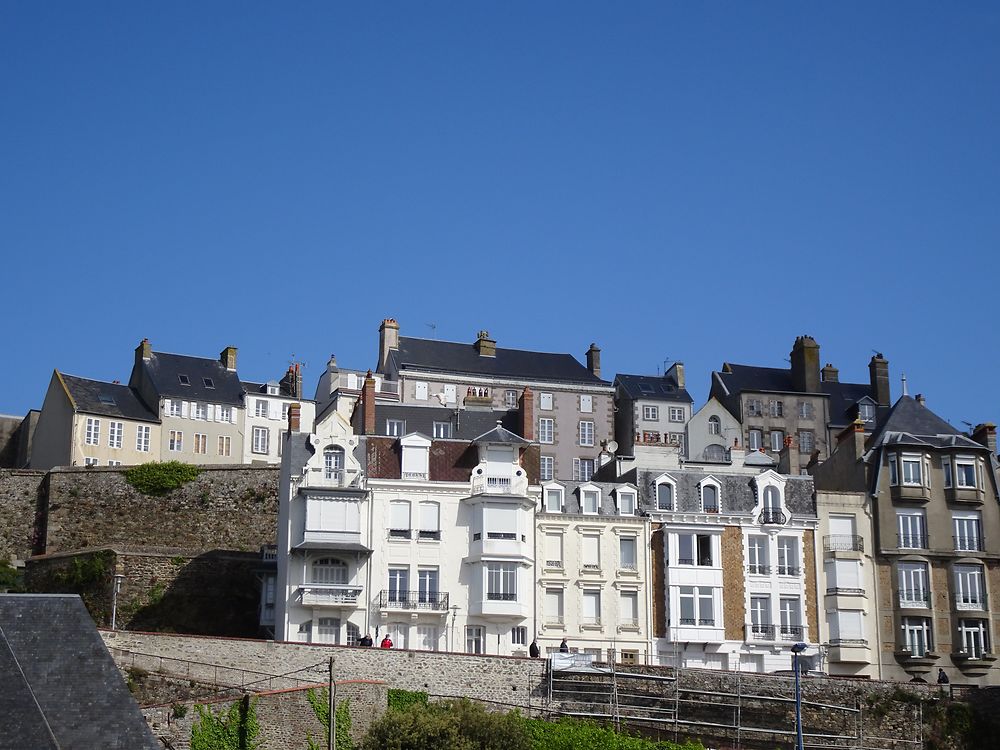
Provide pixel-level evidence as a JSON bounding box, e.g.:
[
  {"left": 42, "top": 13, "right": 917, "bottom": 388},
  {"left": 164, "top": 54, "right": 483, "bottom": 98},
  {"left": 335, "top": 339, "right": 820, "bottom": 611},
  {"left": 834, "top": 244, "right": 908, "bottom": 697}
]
[{"left": 0, "top": 594, "right": 159, "bottom": 750}]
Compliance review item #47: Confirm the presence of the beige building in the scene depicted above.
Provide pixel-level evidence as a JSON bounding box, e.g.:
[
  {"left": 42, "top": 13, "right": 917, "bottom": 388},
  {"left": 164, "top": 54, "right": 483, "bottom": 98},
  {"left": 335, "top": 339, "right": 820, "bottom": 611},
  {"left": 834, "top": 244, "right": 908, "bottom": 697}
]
[
  {"left": 31, "top": 372, "right": 161, "bottom": 469},
  {"left": 815, "top": 395, "right": 1000, "bottom": 685},
  {"left": 242, "top": 364, "right": 315, "bottom": 465}
]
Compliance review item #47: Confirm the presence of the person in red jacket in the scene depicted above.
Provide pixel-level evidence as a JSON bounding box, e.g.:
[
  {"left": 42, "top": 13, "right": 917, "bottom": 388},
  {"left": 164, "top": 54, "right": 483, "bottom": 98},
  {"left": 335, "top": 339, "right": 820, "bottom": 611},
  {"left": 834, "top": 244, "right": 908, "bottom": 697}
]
[{"left": 381, "top": 635, "right": 393, "bottom": 649}]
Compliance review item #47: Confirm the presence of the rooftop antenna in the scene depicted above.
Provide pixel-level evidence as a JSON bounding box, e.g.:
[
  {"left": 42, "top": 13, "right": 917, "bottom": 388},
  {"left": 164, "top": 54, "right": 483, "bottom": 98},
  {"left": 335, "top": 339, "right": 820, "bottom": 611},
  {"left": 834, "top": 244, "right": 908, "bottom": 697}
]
[
  {"left": 901, "top": 373, "right": 908, "bottom": 396},
  {"left": 425, "top": 323, "right": 437, "bottom": 338},
  {"left": 962, "top": 421, "right": 974, "bottom": 432}
]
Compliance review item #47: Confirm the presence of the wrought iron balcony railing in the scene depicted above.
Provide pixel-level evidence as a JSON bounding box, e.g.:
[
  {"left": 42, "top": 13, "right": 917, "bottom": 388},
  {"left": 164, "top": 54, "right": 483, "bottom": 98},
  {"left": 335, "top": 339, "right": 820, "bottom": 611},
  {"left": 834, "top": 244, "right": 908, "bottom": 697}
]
[
  {"left": 824, "top": 534, "right": 864, "bottom": 552},
  {"left": 378, "top": 590, "right": 449, "bottom": 611}
]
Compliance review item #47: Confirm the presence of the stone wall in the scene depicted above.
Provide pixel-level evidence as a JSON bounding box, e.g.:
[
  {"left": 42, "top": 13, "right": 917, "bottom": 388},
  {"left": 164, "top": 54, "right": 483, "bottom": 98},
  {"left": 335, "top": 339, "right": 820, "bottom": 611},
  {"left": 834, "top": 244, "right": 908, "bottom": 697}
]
[
  {"left": 0, "top": 469, "right": 45, "bottom": 562},
  {"left": 141, "top": 680, "right": 387, "bottom": 750},
  {"left": 40, "top": 465, "right": 279, "bottom": 555}
]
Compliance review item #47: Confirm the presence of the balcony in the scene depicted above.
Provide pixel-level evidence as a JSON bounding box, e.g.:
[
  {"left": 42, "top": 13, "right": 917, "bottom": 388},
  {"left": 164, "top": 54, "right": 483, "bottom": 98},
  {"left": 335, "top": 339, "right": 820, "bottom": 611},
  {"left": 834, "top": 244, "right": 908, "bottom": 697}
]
[
  {"left": 402, "top": 471, "right": 428, "bottom": 481},
  {"left": 824, "top": 535, "right": 864, "bottom": 553},
  {"left": 945, "top": 486, "right": 984, "bottom": 505},
  {"left": 777, "top": 566, "right": 801, "bottom": 577},
  {"left": 897, "top": 534, "right": 927, "bottom": 550},
  {"left": 470, "top": 473, "right": 528, "bottom": 496},
  {"left": 301, "top": 467, "right": 363, "bottom": 489},
  {"left": 745, "top": 624, "right": 804, "bottom": 642},
  {"left": 300, "top": 527, "right": 366, "bottom": 551},
  {"left": 828, "top": 638, "right": 870, "bottom": 664},
  {"left": 299, "top": 585, "right": 363, "bottom": 608},
  {"left": 468, "top": 530, "right": 530, "bottom": 563},
  {"left": 378, "top": 590, "right": 449, "bottom": 611},
  {"left": 954, "top": 536, "right": 984, "bottom": 552},
  {"left": 899, "top": 592, "right": 931, "bottom": 609},
  {"left": 747, "top": 564, "right": 771, "bottom": 575},
  {"left": 746, "top": 624, "right": 775, "bottom": 641},
  {"left": 955, "top": 595, "right": 987, "bottom": 611},
  {"left": 759, "top": 510, "right": 786, "bottom": 525},
  {"left": 469, "top": 592, "right": 529, "bottom": 619},
  {"left": 890, "top": 484, "right": 930, "bottom": 503}
]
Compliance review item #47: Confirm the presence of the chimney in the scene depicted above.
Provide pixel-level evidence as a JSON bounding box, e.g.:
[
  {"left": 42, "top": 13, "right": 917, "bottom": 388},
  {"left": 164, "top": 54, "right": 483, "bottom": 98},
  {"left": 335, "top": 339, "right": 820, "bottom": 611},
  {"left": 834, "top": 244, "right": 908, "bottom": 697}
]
[
  {"left": 135, "top": 338, "right": 152, "bottom": 364},
  {"left": 474, "top": 330, "right": 496, "bottom": 358},
  {"left": 869, "top": 352, "right": 891, "bottom": 407},
  {"left": 378, "top": 319, "right": 399, "bottom": 373},
  {"left": 294, "top": 362, "right": 303, "bottom": 400},
  {"left": 836, "top": 417, "right": 868, "bottom": 462},
  {"left": 790, "top": 336, "right": 821, "bottom": 393},
  {"left": 586, "top": 343, "right": 601, "bottom": 378},
  {"left": 972, "top": 423, "right": 997, "bottom": 455},
  {"left": 519, "top": 387, "right": 534, "bottom": 441},
  {"left": 821, "top": 363, "right": 839, "bottom": 383},
  {"left": 777, "top": 435, "right": 794, "bottom": 475},
  {"left": 361, "top": 370, "right": 376, "bottom": 435},
  {"left": 287, "top": 402, "right": 301, "bottom": 433},
  {"left": 220, "top": 346, "right": 238, "bottom": 371},
  {"left": 915, "top": 393, "right": 926, "bottom": 407}
]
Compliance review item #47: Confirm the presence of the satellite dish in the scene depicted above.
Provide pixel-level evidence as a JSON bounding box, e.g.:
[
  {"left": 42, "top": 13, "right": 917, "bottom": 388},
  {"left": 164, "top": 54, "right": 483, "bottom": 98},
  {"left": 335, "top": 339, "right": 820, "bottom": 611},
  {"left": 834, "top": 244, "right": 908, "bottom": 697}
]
[{"left": 606, "top": 440, "right": 618, "bottom": 454}]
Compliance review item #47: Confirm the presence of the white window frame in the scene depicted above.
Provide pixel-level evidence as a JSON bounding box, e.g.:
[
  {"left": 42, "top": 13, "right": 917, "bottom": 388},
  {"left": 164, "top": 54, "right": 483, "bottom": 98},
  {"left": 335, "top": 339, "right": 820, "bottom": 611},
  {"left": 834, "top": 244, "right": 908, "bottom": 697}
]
[
  {"left": 953, "top": 512, "right": 982, "bottom": 552},
  {"left": 136, "top": 425, "right": 150, "bottom": 452},
  {"left": 619, "top": 536, "right": 638, "bottom": 570},
  {"left": 193, "top": 433, "right": 207, "bottom": 455},
  {"left": 386, "top": 419, "right": 405, "bottom": 437},
  {"left": 768, "top": 400, "right": 783, "bottom": 418},
  {"left": 252, "top": 426, "right": 270, "bottom": 454},
  {"left": 538, "top": 418, "right": 554, "bottom": 444},
  {"left": 700, "top": 479, "right": 720, "bottom": 513},
  {"left": 798, "top": 401, "right": 814, "bottom": 419},
  {"left": 708, "top": 415, "right": 721, "bottom": 435},
  {"left": 655, "top": 476, "right": 675, "bottom": 511},
  {"left": 901, "top": 454, "right": 923, "bottom": 486},
  {"left": 504, "top": 389, "right": 518, "bottom": 409},
  {"left": 579, "top": 420, "right": 595, "bottom": 447},
  {"left": 84, "top": 457, "right": 99, "bottom": 466},
  {"left": 168, "top": 430, "right": 183, "bottom": 452},
  {"left": 573, "top": 457, "right": 595, "bottom": 482},
  {"left": 581, "top": 589, "right": 602, "bottom": 626},
  {"left": 902, "top": 616, "right": 932, "bottom": 656},
  {"left": 954, "top": 564, "right": 985, "bottom": 610},
  {"left": 897, "top": 510, "right": 927, "bottom": 549},
  {"left": 616, "top": 489, "right": 636, "bottom": 516},
  {"left": 218, "top": 435, "right": 231, "bottom": 457},
  {"left": 747, "top": 428, "right": 762, "bottom": 451},
  {"left": 432, "top": 421, "right": 452, "bottom": 439},
  {"left": 898, "top": 561, "right": 929, "bottom": 608},
  {"left": 85, "top": 417, "right": 100, "bottom": 446},
  {"left": 955, "top": 456, "right": 978, "bottom": 489},
  {"left": 254, "top": 399, "right": 268, "bottom": 418},
  {"left": 540, "top": 455, "right": 554, "bottom": 482},
  {"left": 108, "top": 421, "right": 123, "bottom": 449},
  {"left": 858, "top": 402, "right": 875, "bottom": 422},
  {"left": 543, "top": 483, "right": 564, "bottom": 513},
  {"left": 466, "top": 625, "right": 485, "bottom": 654},
  {"left": 668, "top": 407, "right": 685, "bottom": 423},
  {"left": 486, "top": 562, "right": 517, "bottom": 601},
  {"left": 798, "top": 430, "right": 814, "bottom": 454},
  {"left": 194, "top": 402, "right": 207, "bottom": 421},
  {"left": 642, "top": 405, "right": 659, "bottom": 421},
  {"left": 580, "top": 486, "right": 600, "bottom": 515},
  {"left": 769, "top": 429, "right": 784, "bottom": 452},
  {"left": 168, "top": 400, "right": 182, "bottom": 417}
]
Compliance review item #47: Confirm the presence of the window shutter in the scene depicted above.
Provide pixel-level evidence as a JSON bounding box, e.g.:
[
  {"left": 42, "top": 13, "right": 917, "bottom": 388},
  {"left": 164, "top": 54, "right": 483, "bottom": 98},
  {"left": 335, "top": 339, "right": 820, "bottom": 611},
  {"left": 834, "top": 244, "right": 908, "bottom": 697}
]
[
  {"left": 181, "top": 401, "right": 189, "bottom": 418},
  {"left": 230, "top": 407, "right": 237, "bottom": 424},
  {"left": 420, "top": 502, "right": 439, "bottom": 531},
  {"left": 390, "top": 501, "right": 410, "bottom": 530},
  {"left": 580, "top": 394, "right": 593, "bottom": 413},
  {"left": 268, "top": 401, "right": 280, "bottom": 420},
  {"left": 206, "top": 404, "right": 214, "bottom": 421},
  {"left": 163, "top": 398, "right": 171, "bottom": 416},
  {"left": 582, "top": 535, "right": 600, "bottom": 566}
]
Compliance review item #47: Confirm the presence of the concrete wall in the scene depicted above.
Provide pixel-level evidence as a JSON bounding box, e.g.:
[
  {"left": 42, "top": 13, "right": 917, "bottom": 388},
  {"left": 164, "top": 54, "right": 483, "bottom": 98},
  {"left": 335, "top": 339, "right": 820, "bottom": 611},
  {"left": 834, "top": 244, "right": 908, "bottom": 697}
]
[{"left": 0, "top": 469, "right": 45, "bottom": 563}]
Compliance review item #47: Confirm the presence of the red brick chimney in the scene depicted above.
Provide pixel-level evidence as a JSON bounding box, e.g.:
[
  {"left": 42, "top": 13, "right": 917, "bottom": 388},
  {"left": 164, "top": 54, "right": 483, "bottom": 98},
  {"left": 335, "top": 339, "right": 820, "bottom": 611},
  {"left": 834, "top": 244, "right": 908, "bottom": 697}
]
[
  {"left": 836, "top": 417, "right": 868, "bottom": 461},
  {"left": 519, "top": 387, "right": 534, "bottom": 441},
  {"left": 288, "top": 402, "right": 301, "bottom": 433},
  {"left": 361, "top": 370, "right": 377, "bottom": 435}
]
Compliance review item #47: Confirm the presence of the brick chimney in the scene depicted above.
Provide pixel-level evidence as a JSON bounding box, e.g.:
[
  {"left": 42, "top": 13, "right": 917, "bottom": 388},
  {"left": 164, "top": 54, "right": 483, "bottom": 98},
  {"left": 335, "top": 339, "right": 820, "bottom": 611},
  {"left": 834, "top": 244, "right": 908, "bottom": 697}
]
[
  {"left": 868, "top": 352, "right": 890, "bottom": 407},
  {"left": 836, "top": 417, "right": 868, "bottom": 462},
  {"left": 378, "top": 319, "right": 399, "bottom": 373},
  {"left": 287, "top": 402, "right": 301, "bottom": 433},
  {"left": 972, "top": 423, "right": 997, "bottom": 455},
  {"left": 519, "top": 387, "right": 534, "bottom": 441},
  {"left": 220, "top": 346, "right": 238, "bottom": 371},
  {"left": 586, "top": 343, "right": 601, "bottom": 378},
  {"left": 821, "top": 363, "right": 839, "bottom": 383},
  {"left": 777, "top": 435, "right": 794, "bottom": 475},
  {"left": 666, "top": 361, "right": 684, "bottom": 389},
  {"left": 474, "top": 330, "right": 496, "bottom": 358},
  {"left": 790, "top": 336, "right": 820, "bottom": 393},
  {"left": 361, "top": 370, "right": 377, "bottom": 435},
  {"left": 915, "top": 393, "right": 926, "bottom": 407}
]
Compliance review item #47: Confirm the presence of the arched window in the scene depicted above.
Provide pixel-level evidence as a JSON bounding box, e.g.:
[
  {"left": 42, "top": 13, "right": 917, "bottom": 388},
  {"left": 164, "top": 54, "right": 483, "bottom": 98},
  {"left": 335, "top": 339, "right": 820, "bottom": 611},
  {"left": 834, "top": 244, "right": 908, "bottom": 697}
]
[
  {"left": 346, "top": 622, "right": 360, "bottom": 646},
  {"left": 656, "top": 482, "right": 674, "bottom": 511},
  {"left": 311, "top": 558, "right": 348, "bottom": 584},
  {"left": 702, "top": 484, "right": 719, "bottom": 513},
  {"left": 704, "top": 444, "right": 726, "bottom": 461},
  {"left": 708, "top": 416, "right": 721, "bottom": 436},
  {"left": 763, "top": 486, "right": 781, "bottom": 511},
  {"left": 324, "top": 446, "right": 345, "bottom": 480}
]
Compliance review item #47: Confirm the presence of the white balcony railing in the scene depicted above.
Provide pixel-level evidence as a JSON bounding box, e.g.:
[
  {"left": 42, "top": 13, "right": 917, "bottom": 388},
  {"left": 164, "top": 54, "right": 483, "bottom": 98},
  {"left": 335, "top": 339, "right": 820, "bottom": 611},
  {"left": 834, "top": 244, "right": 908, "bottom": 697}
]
[
  {"left": 402, "top": 471, "right": 428, "bottom": 481},
  {"left": 299, "top": 585, "right": 363, "bottom": 607},
  {"left": 471, "top": 473, "right": 528, "bottom": 496},
  {"left": 301, "top": 467, "right": 362, "bottom": 489}
]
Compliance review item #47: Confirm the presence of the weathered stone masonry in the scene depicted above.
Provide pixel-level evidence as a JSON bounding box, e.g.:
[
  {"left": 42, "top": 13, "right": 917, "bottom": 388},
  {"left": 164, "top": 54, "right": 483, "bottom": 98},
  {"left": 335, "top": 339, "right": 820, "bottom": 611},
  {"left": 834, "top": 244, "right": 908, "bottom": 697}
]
[{"left": 0, "top": 469, "right": 45, "bottom": 563}]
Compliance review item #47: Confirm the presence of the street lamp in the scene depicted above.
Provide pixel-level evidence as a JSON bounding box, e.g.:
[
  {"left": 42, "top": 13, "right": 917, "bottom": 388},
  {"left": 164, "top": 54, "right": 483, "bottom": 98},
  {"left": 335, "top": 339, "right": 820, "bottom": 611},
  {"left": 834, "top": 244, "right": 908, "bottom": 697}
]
[
  {"left": 110, "top": 574, "right": 125, "bottom": 630},
  {"left": 791, "top": 642, "right": 807, "bottom": 750},
  {"left": 450, "top": 605, "right": 460, "bottom": 652}
]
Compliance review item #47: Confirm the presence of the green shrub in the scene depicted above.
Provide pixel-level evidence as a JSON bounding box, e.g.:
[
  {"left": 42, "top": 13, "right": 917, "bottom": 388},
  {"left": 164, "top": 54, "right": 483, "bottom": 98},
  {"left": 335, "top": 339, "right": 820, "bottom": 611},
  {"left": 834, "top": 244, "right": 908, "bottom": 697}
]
[
  {"left": 124, "top": 461, "right": 202, "bottom": 496},
  {"left": 0, "top": 560, "right": 22, "bottom": 592},
  {"left": 387, "top": 688, "right": 429, "bottom": 712},
  {"left": 190, "top": 697, "right": 260, "bottom": 750},
  {"left": 173, "top": 702, "right": 189, "bottom": 719}
]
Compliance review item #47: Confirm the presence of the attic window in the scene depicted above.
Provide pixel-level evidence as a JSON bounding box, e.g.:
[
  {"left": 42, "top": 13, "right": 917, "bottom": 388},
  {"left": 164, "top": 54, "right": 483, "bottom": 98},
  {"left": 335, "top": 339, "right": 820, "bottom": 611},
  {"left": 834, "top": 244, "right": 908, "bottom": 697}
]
[
  {"left": 639, "top": 383, "right": 654, "bottom": 394},
  {"left": 660, "top": 384, "right": 675, "bottom": 393},
  {"left": 178, "top": 375, "right": 190, "bottom": 386},
  {"left": 203, "top": 377, "right": 215, "bottom": 389},
  {"left": 98, "top": 393, "right": 116, "bottom": 405}
]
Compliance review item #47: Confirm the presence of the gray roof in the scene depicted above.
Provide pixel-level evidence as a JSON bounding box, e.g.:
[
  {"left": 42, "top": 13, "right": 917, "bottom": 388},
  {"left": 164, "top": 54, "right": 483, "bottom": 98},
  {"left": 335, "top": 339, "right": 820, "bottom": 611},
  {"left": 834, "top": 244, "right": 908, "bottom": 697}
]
[
  {"left": 542, "top": 480, "right": 639, "bottom": 516},
  {"left": 243, "top": 380, "right": 306, "bottom": 400},
  {"left": 390, "top": 336, "right": 611, "bottom": 387},
  {"left": 617, "top": 466, "right": 816, "bottom": 517},
  {"left": 615, "top": 374, "right": 693, "bottom": 404},
  {"left": 60, "top": 374, "right": 159, "bottom": 423},
  {"left": 142, "top": 351, "right": 244, "bottom": 405},
  {"left": 0, "top": 594, "right": 159, "bottom": 749},
  {"left": 372, "top": 404, "right": 522, "bottom": 440},
  {"left": 868, "top": 396, "right": 984, "bottom": 452},
  {"left": 472, "top": 423, "right": 530, "bottom": 445}
]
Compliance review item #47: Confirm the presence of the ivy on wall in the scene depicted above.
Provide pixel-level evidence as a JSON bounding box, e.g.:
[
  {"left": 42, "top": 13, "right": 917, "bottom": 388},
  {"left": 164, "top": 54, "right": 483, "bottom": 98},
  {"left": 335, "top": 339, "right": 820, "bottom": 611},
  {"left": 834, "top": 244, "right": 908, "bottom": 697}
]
[{"left": 124, "top": 461, "right": 202, "bottom": 496}]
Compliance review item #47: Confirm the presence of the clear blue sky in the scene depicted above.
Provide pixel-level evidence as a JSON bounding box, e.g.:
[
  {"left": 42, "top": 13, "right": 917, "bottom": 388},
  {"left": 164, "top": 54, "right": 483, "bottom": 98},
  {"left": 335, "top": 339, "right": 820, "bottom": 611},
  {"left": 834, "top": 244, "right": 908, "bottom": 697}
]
[{"left": 2, "top": 3, "right": 998, "bottom": 431}]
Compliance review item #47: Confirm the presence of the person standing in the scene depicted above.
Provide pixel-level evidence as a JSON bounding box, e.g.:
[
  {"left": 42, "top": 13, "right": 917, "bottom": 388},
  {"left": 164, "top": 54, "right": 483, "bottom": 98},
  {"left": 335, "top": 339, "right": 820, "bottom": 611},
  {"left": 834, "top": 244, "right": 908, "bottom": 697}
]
[
  {"left": 529, "top": 640, "right": 540, "bottom": 658},
  {"left": 559, "top": 638, "right": 569, "bottom": 653},
  {"left": 359, "top": 633, "right": 373, "bottom": 647},
  {"left": 937, "top": 668, "right": 949, "bottom": 685},
  {"left": 381, "top": 634, "right": 393, "bottom": 649}
]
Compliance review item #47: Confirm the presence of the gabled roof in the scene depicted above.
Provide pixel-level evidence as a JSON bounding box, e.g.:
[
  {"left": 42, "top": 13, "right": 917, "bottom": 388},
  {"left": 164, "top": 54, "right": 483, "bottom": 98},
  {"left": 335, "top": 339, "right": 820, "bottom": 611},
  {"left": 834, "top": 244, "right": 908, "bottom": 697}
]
[
  {"left": 390, "top": 336, "right": 611, "bottom": 387},
  {"left": 614, "top": 374, "right": 693, "bottom": 404},
  {"left": 59, "top": 374, "right": 159, "bottom": 423},
  {"left": 142, "top": 351, "right": 244, "bottom": 405},
  {"left": 0, "top": 594, "right": 159, "bottom": 749},
  {"left": 371, "top": 404, "right": 521, "bottom": 441},
  {"left": 868, "top": 396, "right": 983, "bottom": 451}
]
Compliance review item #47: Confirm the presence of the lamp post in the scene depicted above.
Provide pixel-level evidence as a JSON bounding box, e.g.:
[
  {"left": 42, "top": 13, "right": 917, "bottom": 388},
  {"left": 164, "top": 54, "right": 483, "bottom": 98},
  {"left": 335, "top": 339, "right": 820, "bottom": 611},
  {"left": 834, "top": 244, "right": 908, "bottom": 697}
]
[
  {"left": 110, "top": 574, "right": 125, "bottom": 630},
  {"left": 791, "top": 642, "right": 807, "bottom": 750},
  {"left": 450, "top": 605, "right": 459, "bottom": 652}
]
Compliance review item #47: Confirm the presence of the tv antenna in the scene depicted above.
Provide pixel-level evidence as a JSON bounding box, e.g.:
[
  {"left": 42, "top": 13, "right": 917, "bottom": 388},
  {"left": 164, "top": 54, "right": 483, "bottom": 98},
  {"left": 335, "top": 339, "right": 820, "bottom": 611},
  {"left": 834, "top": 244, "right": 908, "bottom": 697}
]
[{"left": 426, "top": 323, "right": 437, "bottom": 338}]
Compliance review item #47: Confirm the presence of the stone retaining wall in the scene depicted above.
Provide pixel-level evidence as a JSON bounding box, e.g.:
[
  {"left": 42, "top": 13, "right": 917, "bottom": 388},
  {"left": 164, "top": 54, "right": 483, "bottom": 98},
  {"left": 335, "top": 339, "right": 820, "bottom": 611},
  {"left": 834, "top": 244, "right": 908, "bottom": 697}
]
[{"left": 0, "top": 469, "right": 44, "bottom": 562}]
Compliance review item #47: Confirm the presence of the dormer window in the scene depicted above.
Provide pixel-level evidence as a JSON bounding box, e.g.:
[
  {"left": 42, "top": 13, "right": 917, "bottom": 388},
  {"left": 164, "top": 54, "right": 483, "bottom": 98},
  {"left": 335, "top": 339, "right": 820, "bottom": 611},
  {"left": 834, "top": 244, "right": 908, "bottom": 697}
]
[
  {"left": 203, "top": 377, "right": 215, "bottom": 389},
  {"left": 708, "top": 416, "right": 721, "bottom": 435},
  {"left": 700, "top": 480, "right": 720, "bottom": 513},
  {"left": 386, "top": 419, "right": 405, "bottom": 437},
  {"left": 323, "top": 446, "right": 345, "bottom": 480},
  {"left": 581, "top": 486, "right": 600, "bottom": 515},
  {"left": 400, "top": 434, "right": 430, "bottom": 480},
  {"left": 654, "top": 476, "right": 675, "bottom": 511},
  {"left": 616, "top": 489, "right": 636, "bottom": 516},
  {"left": 859, "top": 402, "right": 875, "bottom": 422},
  {"left": 267, "top": 384, "right": 279, "bottom": 396},
  {"left": 544, "top": 484, "right": 564, "bottom": 513},
  {"left": 178, "top": 374, "right": 190, "bottom": 386}
]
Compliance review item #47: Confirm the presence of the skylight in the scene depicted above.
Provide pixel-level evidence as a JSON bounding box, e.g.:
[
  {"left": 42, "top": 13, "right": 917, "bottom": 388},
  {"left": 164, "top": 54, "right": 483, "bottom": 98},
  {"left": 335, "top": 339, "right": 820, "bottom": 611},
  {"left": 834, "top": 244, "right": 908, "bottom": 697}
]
[
  {"left": 203, "top": 377, "right": 215, "bottom": 389},
  {"left": 639, "top": 383, "right": 655, "bottom": 394},
  {"left": 98, "top": 393, "right": 116, "bottom": 405},
  {"left": 178, "top": 375, "right": 190, "bottom": 386}
]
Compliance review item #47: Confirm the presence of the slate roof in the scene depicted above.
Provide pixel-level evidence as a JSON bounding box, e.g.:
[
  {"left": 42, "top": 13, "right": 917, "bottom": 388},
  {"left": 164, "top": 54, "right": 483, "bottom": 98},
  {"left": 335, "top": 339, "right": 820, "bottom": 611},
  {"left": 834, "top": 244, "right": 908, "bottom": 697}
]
[
  {"left": 868, "top": 396, "right": 983, "bottom": 451},
  {"left": 389, "top": 337, "right": 611, "bottom": 387},
  {"left": 243, "top": 380, "right": 305, "bottom": 400},
  {"left": 59, "top": 374, "right": 159, "bottom": 423},
  {"left": 371, "top": 404, "right": 521, "bottom": 441},
  {"left": 616, "top": 466, "right": 816, "bottom": 517},
  {"left": 141, "top": 351, "right": 244, "bottom": 405},
  {"left": 0, "top": 594, "right": 159, "bottom": 750},
  {"left": 614, "top": 374, "right": 693, "bottom": 404},
  {"left": 541, "top": 480, "right": 639, "bottom": 516},
  {"left": 472, "top": 423, "right": 531, "bottom": 445}
]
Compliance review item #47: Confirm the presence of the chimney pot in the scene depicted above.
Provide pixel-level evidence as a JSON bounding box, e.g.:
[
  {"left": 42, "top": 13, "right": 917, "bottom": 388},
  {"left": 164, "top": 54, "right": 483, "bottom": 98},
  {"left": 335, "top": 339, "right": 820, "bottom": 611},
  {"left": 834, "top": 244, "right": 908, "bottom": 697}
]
[
  {"left": 220, "top": 346, "right": 238, "bottom": 371},
  {"left": 586, "top": 343, "right": 602, "bottom": 379},
  {"left": 474, "top": 330, "right": 497, "bottom": 358},
  {"left": 790, "top": 336, "right": 821, "bottom": 393},
  {"left": 916, "top": 393, "right": 926, "bottom": 406},
  {"left": 821, "top": 363, "right": 839, "bottom": 383},
  {"left": 972, "top": 423, "right": 998, "bottom": 455}
]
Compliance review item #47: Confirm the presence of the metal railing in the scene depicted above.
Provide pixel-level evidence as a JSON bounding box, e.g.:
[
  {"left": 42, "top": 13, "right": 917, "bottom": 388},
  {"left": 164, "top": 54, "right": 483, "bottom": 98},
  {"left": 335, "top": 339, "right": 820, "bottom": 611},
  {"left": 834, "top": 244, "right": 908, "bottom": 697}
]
[
  {"left": 388, "top": 528, "right": 411, "bottom": 539},
  {"left": 487, "top": 532, "right": 517, "bottom": 540},
  {"left": 759, "top": 510, "right": 786, "bottom": 525},
  {"left": 402, "top": 471, "right": 428, "bottom": 480},
  {"left": 955, "top": 595, "right": 986, "bottom": 611},
  {"left": 746, "top": 624, "right": 775, "bottom": 641},
  {"left": 824, "top": 534, "right": 864, "bottom": 552},
  {"left": 417, "top": 529, "right": 441, "bottom": 541},
  {"left": 897, "top": 534, "right": 927, "bottom": 549},
  {"left": 299, "top": 585, "right": 363, "bottom": 605},
  {"left": 830, "top": 638, "right": 868, "bottom": 646},
  {"left": 486, "top": 592, "right": 518, "bottom": 601},
  {"left": 777, "top": 565, "right": 801, "bottom": 577},
  {"left": 378, "top": 590, "right": 449, "bottom": 610},
  {"left": 826, "top": 587, "right": 866, "bottom": 595},
  {"left": 546, "top": 560, "right": 563, "bottom": 568},
  {"left": 954, "top": 536, "right": 984, "bottom": 552},
  {"left": 899, "top": 592, "right": 931, "bottom": 608},
  {"left": 746, "top": 564, "right": 770, "bottom": 575}
]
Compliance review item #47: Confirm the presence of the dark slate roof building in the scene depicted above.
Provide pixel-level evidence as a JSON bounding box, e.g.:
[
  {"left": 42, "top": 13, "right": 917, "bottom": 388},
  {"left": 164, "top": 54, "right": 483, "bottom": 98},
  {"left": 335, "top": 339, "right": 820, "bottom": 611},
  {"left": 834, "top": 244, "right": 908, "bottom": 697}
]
[
  {"left": 59, "top": 374, "right": 159, "bottom": 423},
  {"left": 0, "top": 594, "right": 159, "bottom": 749},
  {"left": 131, "top": 345, "right": 245, "bottom": 407}
]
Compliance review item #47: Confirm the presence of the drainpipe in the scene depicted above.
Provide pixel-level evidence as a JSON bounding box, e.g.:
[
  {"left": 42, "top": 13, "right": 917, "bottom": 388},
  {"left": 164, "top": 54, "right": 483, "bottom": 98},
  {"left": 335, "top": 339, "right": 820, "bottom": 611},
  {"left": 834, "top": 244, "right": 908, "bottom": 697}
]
[
  {"left": 365, "top": 472, "right": 374, "bottom": 636},
  {"left": 869, "top": 490, "right": 883, "bottom": 680}
]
